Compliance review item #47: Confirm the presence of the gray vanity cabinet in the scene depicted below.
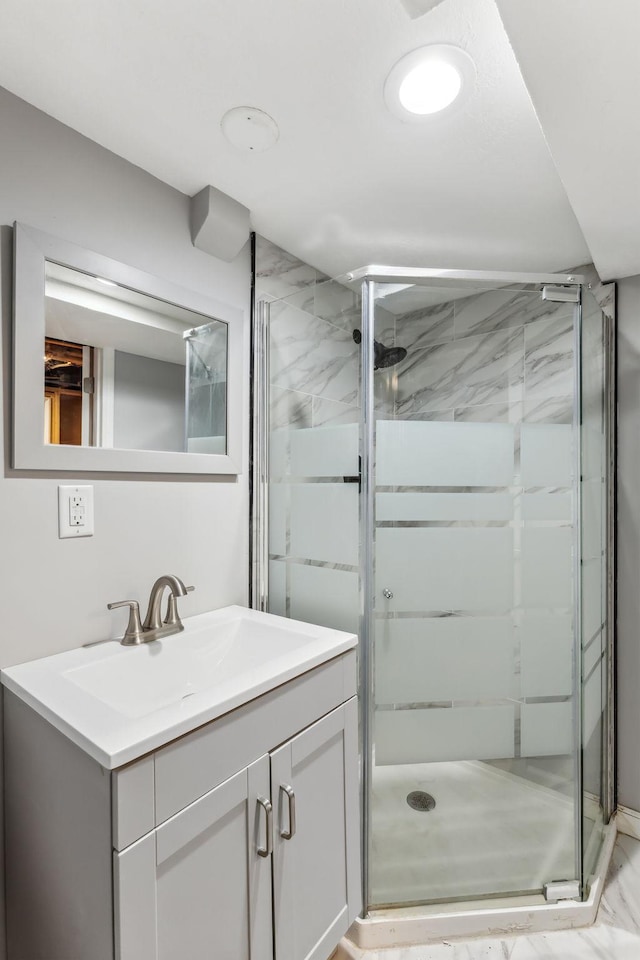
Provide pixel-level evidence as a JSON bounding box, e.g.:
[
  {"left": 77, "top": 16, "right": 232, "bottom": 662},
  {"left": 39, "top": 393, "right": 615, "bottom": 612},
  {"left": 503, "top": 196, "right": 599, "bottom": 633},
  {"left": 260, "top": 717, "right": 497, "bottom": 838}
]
[
  {"left": 114, "top": 700, "right": 359, "bottom": 960},
  {"left": 272, "top": 700, "right": 360, "bottom": 960},
  {"left": 114, "top": 757, "right": 273, "bottom": 960},
  {"left": 4, "top": 650, "right": 360, "bottom": 960}
]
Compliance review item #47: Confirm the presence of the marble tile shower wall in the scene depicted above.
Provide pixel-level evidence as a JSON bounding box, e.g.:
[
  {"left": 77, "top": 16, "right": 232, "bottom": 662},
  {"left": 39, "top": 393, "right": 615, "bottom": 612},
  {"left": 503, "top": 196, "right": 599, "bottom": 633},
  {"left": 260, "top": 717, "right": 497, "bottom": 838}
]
[
  {"left": 256, "top": 236, "right": 363, "bottom": 634},
  {"left": 257, "top": 237, "right": 609, "bottom": 772},
  {"left": 375, "top": 286, "right": 576, "bottom": 424},
  {"left": 374, "top": 287, "right": 580, "bottom": 768}
]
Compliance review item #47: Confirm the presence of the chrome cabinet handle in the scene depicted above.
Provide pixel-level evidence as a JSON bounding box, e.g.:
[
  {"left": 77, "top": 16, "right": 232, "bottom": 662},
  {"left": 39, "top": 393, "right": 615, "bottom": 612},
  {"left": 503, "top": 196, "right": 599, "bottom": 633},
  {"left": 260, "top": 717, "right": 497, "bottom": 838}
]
[
  {"left": 280, "top": 784, "right": 296, "bottom": 840},
  {"left": 256, "top": 796, "right": 273, "bottom": 857},
  {"left": 383, "top": 588, "right": 393, "bottom": 599}
]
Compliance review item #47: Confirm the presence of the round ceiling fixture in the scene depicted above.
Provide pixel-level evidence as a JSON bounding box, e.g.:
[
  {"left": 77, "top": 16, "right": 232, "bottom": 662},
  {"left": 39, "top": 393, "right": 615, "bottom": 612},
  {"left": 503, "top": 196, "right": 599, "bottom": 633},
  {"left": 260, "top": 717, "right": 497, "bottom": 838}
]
[
  {"left": 384, "top": 44, "right": 475, "bottom": 121},
  {"left": 221, "top": 106, "right": 279, "bottom": 152}
]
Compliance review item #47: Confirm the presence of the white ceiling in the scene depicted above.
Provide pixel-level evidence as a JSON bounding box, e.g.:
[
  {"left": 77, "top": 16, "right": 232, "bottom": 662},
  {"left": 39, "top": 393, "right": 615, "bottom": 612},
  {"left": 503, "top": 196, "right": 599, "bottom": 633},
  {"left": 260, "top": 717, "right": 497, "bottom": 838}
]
[
  {"left": 496, "top": 0, "right": 640, "bottom": 281},
  {"left": 0, "top": 0, "right": 625, "bottom": 279}
]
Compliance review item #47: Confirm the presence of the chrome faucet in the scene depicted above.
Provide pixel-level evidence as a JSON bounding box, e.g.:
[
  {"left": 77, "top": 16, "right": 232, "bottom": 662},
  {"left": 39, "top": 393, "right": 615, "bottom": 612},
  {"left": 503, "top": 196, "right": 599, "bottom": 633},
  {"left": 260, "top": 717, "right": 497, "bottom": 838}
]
[{"left": 108, "top": 575, "right": 195, "bottom": 645}]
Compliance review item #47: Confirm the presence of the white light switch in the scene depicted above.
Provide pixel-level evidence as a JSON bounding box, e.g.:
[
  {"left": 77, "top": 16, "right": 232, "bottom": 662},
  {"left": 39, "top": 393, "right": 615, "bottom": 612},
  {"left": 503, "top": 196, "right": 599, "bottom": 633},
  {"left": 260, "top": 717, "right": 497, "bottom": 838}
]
[{"left": 58, "top": 485, "right": 94, "bottom": 538}]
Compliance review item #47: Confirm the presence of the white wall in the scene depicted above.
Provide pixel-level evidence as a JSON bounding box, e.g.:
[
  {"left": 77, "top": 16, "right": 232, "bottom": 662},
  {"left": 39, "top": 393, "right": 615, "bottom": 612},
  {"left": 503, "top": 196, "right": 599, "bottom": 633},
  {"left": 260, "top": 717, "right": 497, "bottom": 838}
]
[
  {"left": 616, "top": 275, "right": 640, "bottom": 811},
  {"left": 0, "top": 86, "right": 251, "bottom": 957}
]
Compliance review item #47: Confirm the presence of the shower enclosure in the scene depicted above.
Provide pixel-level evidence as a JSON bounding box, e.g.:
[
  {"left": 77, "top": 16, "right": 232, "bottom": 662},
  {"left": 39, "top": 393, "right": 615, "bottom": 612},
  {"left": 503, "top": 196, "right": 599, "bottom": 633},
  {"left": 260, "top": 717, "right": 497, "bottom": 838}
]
[{"left": 252, "top": 257, "right": 615, "bottom": 921}]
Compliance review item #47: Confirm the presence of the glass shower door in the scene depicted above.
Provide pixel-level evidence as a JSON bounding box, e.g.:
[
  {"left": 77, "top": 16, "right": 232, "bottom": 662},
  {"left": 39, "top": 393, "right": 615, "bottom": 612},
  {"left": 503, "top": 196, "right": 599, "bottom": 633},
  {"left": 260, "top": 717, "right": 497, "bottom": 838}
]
[
  {"left": 364, "top": 277, "right": 582, "bottom": 907},
  {"left": 580, "top": 282, "right": 615, "bottom": 890}
]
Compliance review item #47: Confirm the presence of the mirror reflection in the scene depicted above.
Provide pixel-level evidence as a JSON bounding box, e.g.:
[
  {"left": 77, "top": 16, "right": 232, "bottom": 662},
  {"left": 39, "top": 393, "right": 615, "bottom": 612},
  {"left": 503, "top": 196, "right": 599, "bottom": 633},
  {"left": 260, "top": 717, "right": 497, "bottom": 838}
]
[{"left": 43, "top": 262, "right": 228, "bottom": 454}]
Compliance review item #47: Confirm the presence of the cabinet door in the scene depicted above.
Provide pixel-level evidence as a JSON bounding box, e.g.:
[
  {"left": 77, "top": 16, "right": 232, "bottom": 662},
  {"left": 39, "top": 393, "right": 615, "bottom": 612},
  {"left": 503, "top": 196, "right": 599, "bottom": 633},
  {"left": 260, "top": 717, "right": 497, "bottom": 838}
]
[
  {"left": 114, "top": 756, "right": 273, "bottom": 960},
  {"left": 271, "top": 697, "right": 361, "bottom": 960}
]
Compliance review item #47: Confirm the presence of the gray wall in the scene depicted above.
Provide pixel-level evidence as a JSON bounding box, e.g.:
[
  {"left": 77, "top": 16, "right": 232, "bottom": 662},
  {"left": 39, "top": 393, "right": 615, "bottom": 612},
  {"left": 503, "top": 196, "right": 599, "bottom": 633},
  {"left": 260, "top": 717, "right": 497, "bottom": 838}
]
[
  {"left": 113, "top": 351, "right": 185, "bottom": 452},
  {"left": 0, "top": 86, "right": 250, "bottom": 957},
  {"left": 616, "top": 275, "right": 640, "bottom": 810}
]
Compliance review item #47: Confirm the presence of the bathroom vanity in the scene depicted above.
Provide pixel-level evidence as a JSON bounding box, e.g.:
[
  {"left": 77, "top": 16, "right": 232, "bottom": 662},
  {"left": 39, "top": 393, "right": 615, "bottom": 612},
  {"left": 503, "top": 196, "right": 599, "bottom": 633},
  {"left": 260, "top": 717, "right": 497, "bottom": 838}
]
[{"left": 2, "top": 606, "right": 360, "bottom": 960}]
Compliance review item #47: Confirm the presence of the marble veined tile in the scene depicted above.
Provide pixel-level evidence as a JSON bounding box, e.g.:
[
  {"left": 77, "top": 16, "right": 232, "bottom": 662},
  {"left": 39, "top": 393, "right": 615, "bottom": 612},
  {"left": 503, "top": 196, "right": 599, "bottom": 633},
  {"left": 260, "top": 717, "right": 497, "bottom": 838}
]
[
  {"left": 453, "top": 288, "right": 573, "bottom": 340},
  {"left": 269, "top": 300, "right": 359, "bottom": 405},
  {"left": 392, "top": 301, "right": 455, "bottom": 349},
  {"left": 454, "top": 401, "right": 522, "bottom": 424},
  {"left": 599, "top": 834, "right": 640, "bottom": 934},
  {"left": 394, "top": 340, "right": 468, "bottom": 415},
  {"left": 524, "top": 315, "right": 575, "bottom": 400},
  {"left": 395, "top": 328, "right": 523, "bottom": 417},
  {"left": 314, "top": 278, "right": 361, "bottom": 332},
  {"left": 269, "top": 386, "right": 313, "bottom": 431},
  {"left": 312, "top": 396, "right": 360, "bottom": 427},
  {"left": 523, "top": 396, "right": 573, "bottom": 424},
  {"left": 255, "top": 235, "right": 324, "bottom": 299}
]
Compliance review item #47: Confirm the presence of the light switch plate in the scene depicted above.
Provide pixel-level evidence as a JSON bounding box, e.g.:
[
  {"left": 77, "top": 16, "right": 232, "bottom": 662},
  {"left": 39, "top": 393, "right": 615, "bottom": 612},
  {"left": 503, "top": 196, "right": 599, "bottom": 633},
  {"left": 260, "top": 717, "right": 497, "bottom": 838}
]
[{"left": 58, "top": 485, "right": 94, "bottom": 538}]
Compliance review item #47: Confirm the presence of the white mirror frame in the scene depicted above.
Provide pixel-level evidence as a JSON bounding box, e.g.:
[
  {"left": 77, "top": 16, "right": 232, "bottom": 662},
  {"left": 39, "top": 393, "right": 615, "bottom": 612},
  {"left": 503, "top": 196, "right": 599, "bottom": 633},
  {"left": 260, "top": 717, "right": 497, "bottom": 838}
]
[{"left": 13, "top": 223, "right": 244, "bottom": 474}]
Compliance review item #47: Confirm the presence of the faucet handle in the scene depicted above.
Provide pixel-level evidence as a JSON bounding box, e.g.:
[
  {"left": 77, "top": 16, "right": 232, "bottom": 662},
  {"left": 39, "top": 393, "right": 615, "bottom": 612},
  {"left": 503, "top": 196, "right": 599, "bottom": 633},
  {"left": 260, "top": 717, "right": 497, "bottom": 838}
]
[
  {"left": 107, "top": 600, "right": 145, "bottom": 645},
  {"left": 164, "top": 585, "right": 195, "bottom": 628}
]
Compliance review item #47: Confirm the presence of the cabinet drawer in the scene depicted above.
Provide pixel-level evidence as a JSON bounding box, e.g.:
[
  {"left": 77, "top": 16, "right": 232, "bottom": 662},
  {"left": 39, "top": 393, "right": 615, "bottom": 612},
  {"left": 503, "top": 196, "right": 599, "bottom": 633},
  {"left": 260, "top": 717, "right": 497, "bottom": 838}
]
[
  {"left": 112, "top": 754, "right": 155, "bottom": 851},
  {"left": 154, "top": 650, "right": 356, "bottom": 825}
]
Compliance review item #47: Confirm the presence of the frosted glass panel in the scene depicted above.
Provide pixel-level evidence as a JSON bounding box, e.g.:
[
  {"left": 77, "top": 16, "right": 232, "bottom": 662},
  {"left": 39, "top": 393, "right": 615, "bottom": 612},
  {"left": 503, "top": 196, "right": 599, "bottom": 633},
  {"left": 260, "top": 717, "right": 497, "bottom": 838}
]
[
  {"left": 290, "top": 423, "right": 359, "bottom": 476},
  {"left": 376, "top": 528, "right": 514, "bottom": 611},
  {"left": 269, "top": 428, "right": 288, "bottom": 477},
  {"left": 290, "top": 484, "right": 359, "bottom": 565},
  {"left": 289, "top": 563, "right": 359, "bottom": 634},
  {"left": 376, "top": 618, "right": 515, "bottom": 703},
  {"left": 268, "top": 484, "right": 287, "bottom": 556},
  {"left": 520, "top": 424, "right": 573, "bottom": 487},
  {"left": 377, "top": 492, "right": 513, "bottom": 522},
  {"left": 584, "top": 631, "right": 604, "bottom": 679},
  {"left": 268, "top": 560, "right": 287, "bottom": 617},
  {"left": 584, "top": 658, "right": 604, "bottom": 742},
  {"left": 522, "top": 494, "right": 572, "bottom": 522},
  {"left": 521, "top": 528, "right": 572, "bottom": 608},
  {"left": 580, "top": 286, "right": 611, "bottom": 882},
  {"left": 583, "top": 423, "right": 605, "bottom": 481},
  {"left": 376, "top": 420, "right": 514, "bottom": 487},
  {"left": 521, "top": 702, "right": 573, "bottom": 757},
  {"left": 375, "top": 706, "right": 515, "bottom": 764},
  {"left": 581, "top": 479, "right": 604, "bottom": 560},
  {"left": 520, "top": 614, "right": 572, "bottom": 697}
]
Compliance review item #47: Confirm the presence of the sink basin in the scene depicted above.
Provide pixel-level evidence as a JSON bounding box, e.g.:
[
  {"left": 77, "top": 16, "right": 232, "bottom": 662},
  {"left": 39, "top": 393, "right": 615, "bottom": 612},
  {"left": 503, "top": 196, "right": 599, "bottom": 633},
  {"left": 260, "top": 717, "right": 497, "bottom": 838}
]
[
  {"left": 1, "top": 605, "right": 357, "bottom": 768},
  {"left": 65, "top": 616, "right": 318, "bottom": 719}
]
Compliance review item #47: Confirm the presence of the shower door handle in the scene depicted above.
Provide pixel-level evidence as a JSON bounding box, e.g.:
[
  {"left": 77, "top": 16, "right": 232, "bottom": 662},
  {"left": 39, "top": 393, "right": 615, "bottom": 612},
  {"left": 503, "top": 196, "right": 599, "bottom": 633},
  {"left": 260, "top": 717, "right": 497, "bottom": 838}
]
[
  {"left": 342, "top": 456, "right": 362, "bottom": 491},
  {"left": 279, "top": 783, "right": 296, "bottom": 840},
  {"left": 383, "top": 588, "right": 394, "bottom": 599}
]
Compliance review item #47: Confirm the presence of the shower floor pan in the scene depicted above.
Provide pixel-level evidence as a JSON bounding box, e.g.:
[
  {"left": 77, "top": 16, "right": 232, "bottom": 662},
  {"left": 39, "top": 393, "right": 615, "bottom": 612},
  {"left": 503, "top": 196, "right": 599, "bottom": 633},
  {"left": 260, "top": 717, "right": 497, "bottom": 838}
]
[{"left": 342, "top": 760, "right": 617, "bottom": 951}]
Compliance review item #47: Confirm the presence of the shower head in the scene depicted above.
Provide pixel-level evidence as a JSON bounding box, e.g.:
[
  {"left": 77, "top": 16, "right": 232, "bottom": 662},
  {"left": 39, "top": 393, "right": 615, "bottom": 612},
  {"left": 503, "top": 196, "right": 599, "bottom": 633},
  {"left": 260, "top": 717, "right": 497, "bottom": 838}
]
[{"left": 352, "top": 329, "right": 408, "bottom": 370}]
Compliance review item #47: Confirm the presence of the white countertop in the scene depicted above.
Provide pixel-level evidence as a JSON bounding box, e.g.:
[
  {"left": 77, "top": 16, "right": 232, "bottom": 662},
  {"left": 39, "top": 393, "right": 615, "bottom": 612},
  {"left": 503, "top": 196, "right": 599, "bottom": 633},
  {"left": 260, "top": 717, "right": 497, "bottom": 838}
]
[{"left": 1, "top": 605, "right": 357, "bottom": 769}]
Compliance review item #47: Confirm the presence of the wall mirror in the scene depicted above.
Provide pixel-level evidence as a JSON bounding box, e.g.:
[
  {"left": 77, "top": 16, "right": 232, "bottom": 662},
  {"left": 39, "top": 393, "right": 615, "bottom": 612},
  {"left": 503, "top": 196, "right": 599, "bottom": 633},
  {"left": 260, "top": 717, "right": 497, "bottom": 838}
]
[{"left": 13, "top": 223, "right": 243, "bottom": 473}]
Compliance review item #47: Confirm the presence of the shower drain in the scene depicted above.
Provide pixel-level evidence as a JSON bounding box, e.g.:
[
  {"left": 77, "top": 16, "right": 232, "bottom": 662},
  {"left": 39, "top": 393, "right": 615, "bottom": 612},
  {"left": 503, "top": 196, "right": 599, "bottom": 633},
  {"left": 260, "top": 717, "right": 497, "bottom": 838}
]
[{"left": 406, "top": 790, "right": 436, "bottom": 812}]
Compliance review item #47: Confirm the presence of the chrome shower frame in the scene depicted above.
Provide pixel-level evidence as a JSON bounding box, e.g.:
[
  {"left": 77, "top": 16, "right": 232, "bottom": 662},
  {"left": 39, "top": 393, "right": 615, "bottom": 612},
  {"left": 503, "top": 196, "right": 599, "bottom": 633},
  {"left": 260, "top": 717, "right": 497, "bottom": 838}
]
[{"left": 250, "top": 261, "right": 616, "bottom": 920}]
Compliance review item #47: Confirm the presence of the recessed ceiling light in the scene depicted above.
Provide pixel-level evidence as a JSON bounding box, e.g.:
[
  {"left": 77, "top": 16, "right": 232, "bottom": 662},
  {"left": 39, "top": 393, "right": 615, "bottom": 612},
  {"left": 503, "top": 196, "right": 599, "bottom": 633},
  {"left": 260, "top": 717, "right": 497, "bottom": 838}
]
[
  {"left": 384, "top": 44, "right": 475, "bottom": 121},
  {"left": 221, "top": 106, "right": 279, "bottom": 152}
]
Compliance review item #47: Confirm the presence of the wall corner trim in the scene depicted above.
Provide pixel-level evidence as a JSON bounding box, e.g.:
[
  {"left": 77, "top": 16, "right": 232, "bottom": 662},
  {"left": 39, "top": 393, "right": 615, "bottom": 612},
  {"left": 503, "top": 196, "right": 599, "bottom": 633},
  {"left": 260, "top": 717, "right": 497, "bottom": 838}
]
[{"left": 616, "top": 805, "right": 640, "bottom": 841}]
